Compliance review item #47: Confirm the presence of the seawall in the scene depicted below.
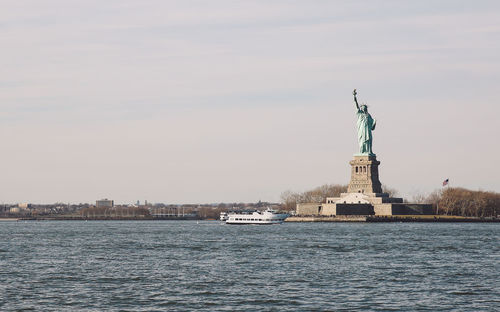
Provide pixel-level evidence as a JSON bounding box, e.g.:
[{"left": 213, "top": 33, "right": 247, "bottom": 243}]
[
  {"left": 286, "top": 215, "right": 500, "bottom": 223},
  {"left": 286, "top": 216, "right": 367, "bottom": 222}
]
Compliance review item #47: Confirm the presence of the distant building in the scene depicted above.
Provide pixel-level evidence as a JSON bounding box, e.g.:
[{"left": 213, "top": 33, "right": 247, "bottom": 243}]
[
  {"left": 18, "top": 203, "right": 31, "bottom": 209},
  {"left": 96, "top": 199, "right": 114, "bottom": 208},
  {"left": 10, "top": 207, "right": 21, "bottom": 213}
]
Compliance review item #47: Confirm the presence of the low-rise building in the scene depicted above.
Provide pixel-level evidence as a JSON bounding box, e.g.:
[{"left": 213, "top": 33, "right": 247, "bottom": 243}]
[{"left": 96, "top": 199, "right": 114, "bottom": 208}]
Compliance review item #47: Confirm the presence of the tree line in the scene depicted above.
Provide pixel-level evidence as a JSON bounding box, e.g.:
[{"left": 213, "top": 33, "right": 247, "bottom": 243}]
[{"left": 437, "top": 187, "right": 499, "bottom": 217}]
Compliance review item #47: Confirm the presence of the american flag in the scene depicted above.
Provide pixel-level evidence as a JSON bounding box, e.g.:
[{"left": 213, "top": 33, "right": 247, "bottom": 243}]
[{"left": 442, "top": 178, "right": 449, "bottom": 186}]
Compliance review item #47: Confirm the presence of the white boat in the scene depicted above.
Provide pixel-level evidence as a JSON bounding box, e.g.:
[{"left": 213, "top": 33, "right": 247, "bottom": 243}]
[
  {"left": 225, "top": 208, "right": 289, "bottom": 225},
  {"left": 219, "top": 212, "right": 229, "bottom": 221}
]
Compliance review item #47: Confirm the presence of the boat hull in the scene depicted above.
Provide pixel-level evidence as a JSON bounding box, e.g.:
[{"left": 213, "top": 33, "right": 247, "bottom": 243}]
[{"left": 225, "top": 220, "right": 285, "bottom": 225}]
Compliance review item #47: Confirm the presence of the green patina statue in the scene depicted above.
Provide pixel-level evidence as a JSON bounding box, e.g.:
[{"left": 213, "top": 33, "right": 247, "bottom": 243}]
[{"left": 353, "top": 89, "right": 376, "bottom": 155}]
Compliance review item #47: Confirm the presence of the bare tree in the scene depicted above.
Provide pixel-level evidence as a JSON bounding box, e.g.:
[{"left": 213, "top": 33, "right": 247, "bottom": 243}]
[
  {"left": 410, "top": 192, "right": 426, "bottom": 204},
  {"left": 382, "top": 185, "right": 399, "bottom": 197},
  {"left": 280, "top": 184, "right": 348, "bottom": 210}
]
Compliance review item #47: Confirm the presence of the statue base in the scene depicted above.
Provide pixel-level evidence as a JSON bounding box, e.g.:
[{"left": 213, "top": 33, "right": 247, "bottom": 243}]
[
  {"left": 295, "top": 154, "right": 433, "bottom": 216},
  {"left": 354, "top": 153, "right": 376, "bottom": 157},
  {"left": 297, "top": 192, "right": 433, "bottom": 216},
  {"left": 347, "top": 155, "right": 382, "bottom": 194}
]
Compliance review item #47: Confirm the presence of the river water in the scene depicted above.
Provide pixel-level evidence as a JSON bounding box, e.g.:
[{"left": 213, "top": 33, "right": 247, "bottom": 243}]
[{"left": 0, "top": 221, "right": 498, "bottom": 311}]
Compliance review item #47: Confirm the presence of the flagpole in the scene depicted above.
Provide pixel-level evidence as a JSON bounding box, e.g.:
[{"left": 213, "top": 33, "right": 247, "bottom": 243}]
[{"left": 438, "top": 178, "right": 449, "bottom": 215}]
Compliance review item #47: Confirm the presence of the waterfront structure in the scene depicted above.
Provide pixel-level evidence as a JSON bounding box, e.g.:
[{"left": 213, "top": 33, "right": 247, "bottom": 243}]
[
  {"left": 149, "top": 206, "right": 197, "bottom": 218},
  {"left": 96, "top": 199, "right": 114, "bottom": 208},
  {"left": 220, "top": 212, "right": 229, "bottom": 221},
  {"left": 296, "top": 90, "right": 432, "bottom": 216},
  {"left": 10, "top": 207, "right": 22, "bottom": 213}
]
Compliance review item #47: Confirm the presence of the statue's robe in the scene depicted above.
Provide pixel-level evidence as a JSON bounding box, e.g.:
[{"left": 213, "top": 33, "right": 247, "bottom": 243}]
[{"left": 356, "top": 110, "right": 375, "bottom": 154}]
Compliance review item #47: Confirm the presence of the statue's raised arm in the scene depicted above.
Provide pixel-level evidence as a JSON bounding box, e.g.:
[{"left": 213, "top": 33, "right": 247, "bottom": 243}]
[{"left": 353, "top": 89, "right": 360, "bottom": 111}]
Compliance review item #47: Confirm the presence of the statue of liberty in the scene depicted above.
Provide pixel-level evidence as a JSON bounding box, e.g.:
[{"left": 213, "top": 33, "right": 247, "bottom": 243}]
[{"left": 353, "top": 89, "right": 376, "bottom": 155}]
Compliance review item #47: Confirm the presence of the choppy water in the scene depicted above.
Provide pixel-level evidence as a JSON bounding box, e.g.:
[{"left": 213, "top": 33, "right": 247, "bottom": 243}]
[{"left": 0, "top": 221, "right": 498, "bottom": 311}]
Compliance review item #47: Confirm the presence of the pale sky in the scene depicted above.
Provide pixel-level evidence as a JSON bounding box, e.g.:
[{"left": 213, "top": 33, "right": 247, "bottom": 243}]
[{"left": 1, "top": 1, "right": 499, "bottom": 204}]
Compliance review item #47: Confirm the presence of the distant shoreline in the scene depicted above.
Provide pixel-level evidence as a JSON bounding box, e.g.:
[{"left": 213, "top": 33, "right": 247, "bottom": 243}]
[
  {"left": 0, "top": 216, "right": 200, "bottom": 221},
  {"left": 1, "top": 215, "right": 499, "bottom": 222}
]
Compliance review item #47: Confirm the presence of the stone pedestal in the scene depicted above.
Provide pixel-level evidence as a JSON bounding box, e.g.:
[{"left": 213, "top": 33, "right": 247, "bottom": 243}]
[
  {"left": 347, "top": 155, "right": 382, "bottom": 194},
  {"left": 295, "top": 154, "right": 434, "bottom": 217}
]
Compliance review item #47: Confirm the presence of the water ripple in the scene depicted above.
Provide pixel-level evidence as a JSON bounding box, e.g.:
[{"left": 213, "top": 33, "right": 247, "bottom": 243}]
[{"left": 0, "top": 221, "right": 498, "bottom": 311}]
